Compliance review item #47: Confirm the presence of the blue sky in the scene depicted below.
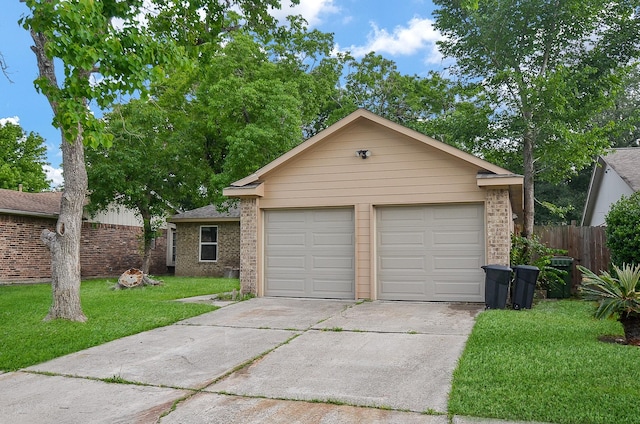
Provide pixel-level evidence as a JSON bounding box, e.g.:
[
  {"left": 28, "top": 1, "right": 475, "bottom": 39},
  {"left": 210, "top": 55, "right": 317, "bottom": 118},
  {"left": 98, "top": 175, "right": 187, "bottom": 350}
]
[{"left": 0, "top": 0, "right": 446, "bottom": 187}]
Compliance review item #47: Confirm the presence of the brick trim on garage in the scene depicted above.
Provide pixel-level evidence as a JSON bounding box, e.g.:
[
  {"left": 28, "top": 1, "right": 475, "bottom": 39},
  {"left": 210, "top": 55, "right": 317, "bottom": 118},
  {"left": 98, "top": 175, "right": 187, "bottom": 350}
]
[
  {"left": 485, "top": 188, "right": 512, "bottom": 266},
  {"left": 240, "top": 198, "right": 258, "bottom": 295}
]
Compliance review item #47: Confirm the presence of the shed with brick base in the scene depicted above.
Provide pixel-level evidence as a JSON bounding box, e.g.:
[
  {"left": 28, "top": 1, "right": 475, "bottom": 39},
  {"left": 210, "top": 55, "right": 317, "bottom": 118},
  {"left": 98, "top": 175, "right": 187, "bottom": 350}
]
[{"left": 224, "top": 109, "right": 523, "bottom": 302}]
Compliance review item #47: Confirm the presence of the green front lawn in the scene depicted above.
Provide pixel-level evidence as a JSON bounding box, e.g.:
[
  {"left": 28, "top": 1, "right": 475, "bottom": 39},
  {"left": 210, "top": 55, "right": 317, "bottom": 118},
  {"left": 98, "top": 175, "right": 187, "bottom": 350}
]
[
  {"left": 450, "top": 300, "right": 640, "bottom": 424},
  {"left": 0, "top": 277, "right": 239, "bottom": 371}
]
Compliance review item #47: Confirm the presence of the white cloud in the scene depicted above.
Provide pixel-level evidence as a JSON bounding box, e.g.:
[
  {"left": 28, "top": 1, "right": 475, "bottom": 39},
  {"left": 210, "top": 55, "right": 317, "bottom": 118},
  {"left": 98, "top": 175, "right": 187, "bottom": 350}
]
[
  {"left": 338, "top": 17, "right": 444, "bottom": 62},
  {"left": 0, "top": 116, "right": 20, "bottom": 126},
  {"left": 270, "top": 0, "right": 340, "bottom": 27},
  {"left": 44, "top": 165, "right": 64, "bottom": 188}
]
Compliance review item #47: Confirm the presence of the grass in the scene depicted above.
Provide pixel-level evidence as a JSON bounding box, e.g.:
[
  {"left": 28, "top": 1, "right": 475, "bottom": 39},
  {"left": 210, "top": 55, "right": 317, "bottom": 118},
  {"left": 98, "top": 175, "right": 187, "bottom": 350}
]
[
  {"left": 0, "top": 276, "right": 239, "bottom": 371},
  {"left": 449, "top": 300, "right": 640, "bottom": 424}
]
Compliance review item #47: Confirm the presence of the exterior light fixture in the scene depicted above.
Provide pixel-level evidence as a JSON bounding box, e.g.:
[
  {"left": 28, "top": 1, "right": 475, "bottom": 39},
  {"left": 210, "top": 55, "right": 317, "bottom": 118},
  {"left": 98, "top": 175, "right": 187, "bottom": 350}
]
[{"left": 356, "top": 149, "right": 371, "bottom": 159}]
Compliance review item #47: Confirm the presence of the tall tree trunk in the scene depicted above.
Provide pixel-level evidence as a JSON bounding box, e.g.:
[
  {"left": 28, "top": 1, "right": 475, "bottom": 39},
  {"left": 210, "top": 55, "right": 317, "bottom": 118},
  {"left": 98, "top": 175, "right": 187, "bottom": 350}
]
[
  {"left": 41, "top": 128, "right": 88, "bottom": 322},
  {"left": 140, "top": 209, "right": 153, "bottom": 275},
  {"left": 522, "top": 123, "right": 535, "bottom": 238},
  {"left": 30, "top": 25, "right": 87, "bottom": 322}
]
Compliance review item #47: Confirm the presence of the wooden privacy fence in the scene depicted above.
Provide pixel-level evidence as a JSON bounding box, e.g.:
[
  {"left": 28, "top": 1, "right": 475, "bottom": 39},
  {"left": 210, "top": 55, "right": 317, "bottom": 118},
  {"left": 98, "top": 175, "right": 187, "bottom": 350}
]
[{"left": 534, "top": 225, "right": 611, "bottom": 289}]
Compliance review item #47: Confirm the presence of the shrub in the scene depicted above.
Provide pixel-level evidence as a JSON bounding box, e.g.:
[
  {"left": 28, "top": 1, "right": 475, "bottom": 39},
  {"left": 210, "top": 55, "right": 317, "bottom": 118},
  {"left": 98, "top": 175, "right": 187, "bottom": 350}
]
[
  {"left": 579, "top": 263, "right": 640, "bottom": 345},
  {"left": 511, "top": 234, "right": 567, "bottom": 290},
  {"left": 605, "top": 192, "right": 640, "bottom": 266}
]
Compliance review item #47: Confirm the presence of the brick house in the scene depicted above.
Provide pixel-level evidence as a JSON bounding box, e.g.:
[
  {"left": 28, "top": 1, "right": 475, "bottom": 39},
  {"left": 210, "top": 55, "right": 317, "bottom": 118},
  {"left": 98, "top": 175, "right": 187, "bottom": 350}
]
[
  {"left": 0, "top": 188, "right": 170, "bottom": 282},
  {"left": 224, "top": 109, "right": 523, "bottom": 301},
  {"left": 169, "top": 205, "right": 240, "bottom": 277}
]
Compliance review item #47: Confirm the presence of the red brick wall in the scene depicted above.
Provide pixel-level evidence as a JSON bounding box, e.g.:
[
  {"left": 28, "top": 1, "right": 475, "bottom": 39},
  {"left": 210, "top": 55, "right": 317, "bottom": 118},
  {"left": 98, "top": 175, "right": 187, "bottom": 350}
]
[{"left": 0, "top": 214, "right": 168, "bottom": 282}]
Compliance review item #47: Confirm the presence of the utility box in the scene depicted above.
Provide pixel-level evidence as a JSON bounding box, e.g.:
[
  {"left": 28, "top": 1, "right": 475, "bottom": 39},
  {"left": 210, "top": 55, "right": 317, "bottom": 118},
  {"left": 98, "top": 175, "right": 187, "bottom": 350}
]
[
  {"left": 548, "top": 256, "right": 573, "bottom": 298},
  {"left": 482, "top": 265, "right": 512, "bottom": 309},
  {"left": 511, "top": 265, "right": 540, "bottom": 310}
]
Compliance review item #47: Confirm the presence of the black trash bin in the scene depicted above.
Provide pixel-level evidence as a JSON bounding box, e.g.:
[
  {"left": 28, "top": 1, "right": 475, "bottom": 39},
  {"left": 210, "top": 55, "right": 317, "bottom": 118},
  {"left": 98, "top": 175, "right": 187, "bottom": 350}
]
[
  {"left": 548, "top": 256, "right": 573, "bottom": 298},
  {"left": 511, "top": 265, "right": 540, "bottom": 310},
  {"left": 482, "top": 265, "right": 512, "bottom": 309}
]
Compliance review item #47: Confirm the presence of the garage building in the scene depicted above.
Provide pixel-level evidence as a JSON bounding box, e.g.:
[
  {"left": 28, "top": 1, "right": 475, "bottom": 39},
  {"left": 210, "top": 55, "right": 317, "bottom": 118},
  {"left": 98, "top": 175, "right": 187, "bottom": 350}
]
[{"left": 224, "top": 109, "right": 523, "bottom": 302}]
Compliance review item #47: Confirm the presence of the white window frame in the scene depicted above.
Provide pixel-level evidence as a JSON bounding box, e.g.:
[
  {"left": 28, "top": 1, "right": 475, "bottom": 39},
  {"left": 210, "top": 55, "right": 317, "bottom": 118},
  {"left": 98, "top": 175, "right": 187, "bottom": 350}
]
[{"left": 199, "top": 225, "right": 218, "bottom": 262}]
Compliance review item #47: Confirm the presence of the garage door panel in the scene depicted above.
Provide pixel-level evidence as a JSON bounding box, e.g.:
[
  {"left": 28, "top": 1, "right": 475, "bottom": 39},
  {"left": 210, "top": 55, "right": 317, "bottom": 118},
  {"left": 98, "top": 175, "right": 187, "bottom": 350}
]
[
  {"left": 267, "top": 210, "right": 307, "bottom": 224},
  {"left": 433, "top": 205, "right": 482, "bottom": 220},
  {"left": 313, "top": 232, "right": 353, "bottom": 245},
  {"left": 266, "top": 255, "right": 306, "bottom": 271},
  {"left": 379, "top": 231, "right": 426, "bottom": 247},
  {"left": 380, "top": 279, "right": 428, "bottom": 295},
  {"left": 312, "top": 279, "right": 353, "bottom": 293},
  {"left": 267, "top": 233, "right": 306, "bottom": 247},
  {"left": 312, "top": 256, "right": 353, "bottom": 270},
  {"left": 313, "top": 209, "right": 354, "bottom": 222},
  {"left": 433, "top": 255, "right": 484, "bottom": 270},
  {"left": 377, "top": 204, "right": 484, "bottom": 302},
  {"left": 265, "top": 209, "right": 355, "bottom": 299},
  {"left": 267, "top": 278, "right": 307, "bottom": 293},
  {"left": 434, "top": 278, "right": 483, "bottom": 295},
  {"left": 433, "top": 230, "right": 482, "bottom": 246}
]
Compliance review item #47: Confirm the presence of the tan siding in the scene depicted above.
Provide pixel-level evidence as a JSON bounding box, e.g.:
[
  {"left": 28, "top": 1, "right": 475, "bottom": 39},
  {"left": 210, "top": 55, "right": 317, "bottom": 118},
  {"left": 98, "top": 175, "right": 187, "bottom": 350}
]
[
  {"left": 355, "top": 203, "right": 371, "bottom": 299},
  {"left": 259, "top": 120, "right": 486, "bottom": 209}
]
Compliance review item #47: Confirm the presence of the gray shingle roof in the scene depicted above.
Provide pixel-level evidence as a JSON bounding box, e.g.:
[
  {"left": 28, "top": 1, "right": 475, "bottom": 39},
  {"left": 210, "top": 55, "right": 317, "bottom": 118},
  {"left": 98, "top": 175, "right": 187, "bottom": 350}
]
[
  {"left": 170, "top": 204, "right": 240, "bottom": 222},
  {"left": 602, "top": 148, "right": 640, "bottom": 192},
  {"left": 0, "top": 188, "right": 62, "bottom": 217}
]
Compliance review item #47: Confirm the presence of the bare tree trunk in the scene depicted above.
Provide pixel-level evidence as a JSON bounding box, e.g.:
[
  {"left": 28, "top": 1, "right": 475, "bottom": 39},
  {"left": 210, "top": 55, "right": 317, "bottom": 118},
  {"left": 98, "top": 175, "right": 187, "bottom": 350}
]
[
  {"left": 30, "top": 25, "right": 87, "bottom": 322},
  {"left": 140, "top": 209, "right": 153, "bottom": 275},
  {"left": 522, "top": 125, "right": 535, "bottom": 238},
  {"left": 41, "top": 131, "right": 87, "bottom": 322}
]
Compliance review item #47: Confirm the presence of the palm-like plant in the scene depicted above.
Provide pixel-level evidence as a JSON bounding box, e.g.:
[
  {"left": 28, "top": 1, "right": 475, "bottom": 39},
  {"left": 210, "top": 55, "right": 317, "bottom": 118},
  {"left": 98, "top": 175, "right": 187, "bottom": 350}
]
[{"left": 579, "top": 264, "right": 640, "bottom": 345}]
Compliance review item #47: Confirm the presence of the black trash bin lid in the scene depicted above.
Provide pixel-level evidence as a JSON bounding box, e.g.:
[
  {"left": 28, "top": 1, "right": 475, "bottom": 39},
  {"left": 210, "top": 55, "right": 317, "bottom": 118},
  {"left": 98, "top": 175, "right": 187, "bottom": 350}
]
[
  {"left": 482, "top": 264, "right": 512, "bottom": 272},
  {"left": 513, "top": 265, "right": 539, "bottom": 271}
]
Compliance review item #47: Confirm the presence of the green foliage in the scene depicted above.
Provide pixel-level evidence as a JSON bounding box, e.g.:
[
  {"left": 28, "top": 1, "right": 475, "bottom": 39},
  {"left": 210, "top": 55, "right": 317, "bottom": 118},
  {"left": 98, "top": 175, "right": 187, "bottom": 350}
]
[
  {"left": 450, "top": 300, "right": 640, "bottom": 424},
  {"left": 511, "top": 234, "right": 566, "bottom": 289},
  {"left": 0, "top": 122, "right": 50, "bottom": 191},
  {"left": 433, "top": 0, "right": 640, "bottom": 234},
  {"left": 605, "top": 192, "right": 640, "bottom": 266},
  {"left": 0, "top": 277, "right": 239, "bottom": 371},
  {"left": 22, "top": 0, "right": 184, "bottom": 147},
  {"left": 157, "top": 20, "right": 342, "bottom": 203},
  {"left": 324, "top": 53, "right": 493, "bottom": 154},
  {"left": 579, "top": 263, "right": 640, "bottom": 320}
]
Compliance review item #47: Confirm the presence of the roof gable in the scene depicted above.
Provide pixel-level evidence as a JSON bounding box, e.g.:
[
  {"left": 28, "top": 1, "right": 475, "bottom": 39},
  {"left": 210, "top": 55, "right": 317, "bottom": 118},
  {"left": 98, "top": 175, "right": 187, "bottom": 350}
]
[{"left": 231, "top": 109, "right": 517, "bottom": 187}]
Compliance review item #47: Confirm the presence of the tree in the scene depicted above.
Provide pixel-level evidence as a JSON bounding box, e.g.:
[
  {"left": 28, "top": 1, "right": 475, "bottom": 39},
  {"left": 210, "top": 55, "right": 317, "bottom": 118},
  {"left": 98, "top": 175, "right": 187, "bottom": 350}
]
[
  {"left": 86, "top": 99, "right": 209, "bottom": 274},
  {"left": 434, "top": 0, "right": 640, "bottom": 237},
  {"left": 22, "top": 0, "right": 285, "bottom": 321},
  {"left": 0, "top": 121, "right": 50, "bottom": 191},
  {"left": 322, "top": 53, "right": 493, "bottom": 153},
  {"left": 157, "top": 18, "right": 342, "bottom": 204}
]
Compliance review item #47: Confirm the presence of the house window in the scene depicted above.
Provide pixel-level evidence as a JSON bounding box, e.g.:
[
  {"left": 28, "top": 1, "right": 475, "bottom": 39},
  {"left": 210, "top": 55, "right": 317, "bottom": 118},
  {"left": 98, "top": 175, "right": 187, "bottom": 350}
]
[{"left": 200, "top": 226, "right": 218, "bottom": 262}]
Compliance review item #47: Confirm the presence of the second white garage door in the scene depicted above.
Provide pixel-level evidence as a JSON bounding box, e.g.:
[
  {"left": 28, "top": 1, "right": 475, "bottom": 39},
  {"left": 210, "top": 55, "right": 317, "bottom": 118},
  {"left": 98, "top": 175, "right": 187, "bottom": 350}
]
[
  {"left": 264, "top": 209, "right": 355, "bottom": 299},
  {"left": 377, "top": 204, "right": 485, "bottom": 302}
]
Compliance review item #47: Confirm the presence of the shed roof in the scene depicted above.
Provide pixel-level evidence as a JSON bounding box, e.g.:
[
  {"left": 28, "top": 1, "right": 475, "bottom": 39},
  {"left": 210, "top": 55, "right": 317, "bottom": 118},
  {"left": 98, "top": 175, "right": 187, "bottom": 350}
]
[
  {"left": 0, "top": 188, "right": 61, "bottom": 218},
  {"left": 169, "top": 204, "right": 240, "bottom": 223}
]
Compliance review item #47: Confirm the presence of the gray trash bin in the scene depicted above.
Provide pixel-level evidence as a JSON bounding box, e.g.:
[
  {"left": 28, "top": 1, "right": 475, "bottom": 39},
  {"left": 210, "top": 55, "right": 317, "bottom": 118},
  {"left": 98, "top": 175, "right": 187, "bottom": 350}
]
[
  {"left": 482, "top": 265, "right": 512, "bottom": 309},
  {"left": 511, "top": 265, "right": 540, "bottom": 310}
]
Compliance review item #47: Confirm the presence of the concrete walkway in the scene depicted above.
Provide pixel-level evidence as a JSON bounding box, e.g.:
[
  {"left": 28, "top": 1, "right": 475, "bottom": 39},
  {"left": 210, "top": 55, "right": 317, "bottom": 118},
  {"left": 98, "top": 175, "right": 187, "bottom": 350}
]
[{"left": 0, "top": 298, "right": 542, "bottom": 423}]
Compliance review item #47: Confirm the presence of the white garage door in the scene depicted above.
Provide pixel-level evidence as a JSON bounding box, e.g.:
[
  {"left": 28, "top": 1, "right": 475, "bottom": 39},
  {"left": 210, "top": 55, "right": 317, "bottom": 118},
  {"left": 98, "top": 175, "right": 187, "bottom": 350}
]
[
  {"left": 377, "top": 204, "right": 485, "bottom": 301},
  {"left": 264, "top": 209, "right": 355, "bottom": 299}
]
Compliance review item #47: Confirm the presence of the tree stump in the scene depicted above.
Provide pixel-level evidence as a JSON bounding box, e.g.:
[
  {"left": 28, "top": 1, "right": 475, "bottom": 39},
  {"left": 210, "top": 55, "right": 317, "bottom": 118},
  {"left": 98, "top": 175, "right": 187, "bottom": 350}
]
[
  {"left": 116, "top": 269, "right": 162, "bottom": 289},
  {"left": 118, "top": 268, "right": 144, "bottom": 288}
]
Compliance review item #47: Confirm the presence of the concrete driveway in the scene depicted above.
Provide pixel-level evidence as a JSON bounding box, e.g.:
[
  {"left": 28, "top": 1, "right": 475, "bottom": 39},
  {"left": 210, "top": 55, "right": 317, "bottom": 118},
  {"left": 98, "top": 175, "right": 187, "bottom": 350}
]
[{"left": 0, "top": 297, "right": 503, "bottom": 423}]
